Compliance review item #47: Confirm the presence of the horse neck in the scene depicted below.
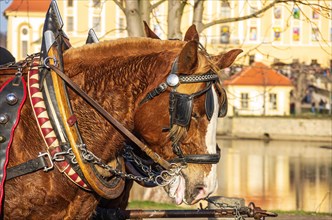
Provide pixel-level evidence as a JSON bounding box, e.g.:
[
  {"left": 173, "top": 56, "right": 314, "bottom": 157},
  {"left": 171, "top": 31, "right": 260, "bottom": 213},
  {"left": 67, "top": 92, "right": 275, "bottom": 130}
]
[{"left": 63, "top": 49, "right": 177, "bottom": 159}]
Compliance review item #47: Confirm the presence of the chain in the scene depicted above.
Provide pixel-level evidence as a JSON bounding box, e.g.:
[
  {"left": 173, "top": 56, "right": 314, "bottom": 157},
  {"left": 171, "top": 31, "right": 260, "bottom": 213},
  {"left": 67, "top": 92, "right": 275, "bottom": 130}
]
[
  {"left": 122, "top": 146, "right": 158, "bottom": 180},
  {"left": 52, "top": 144, "right": 184, "bottom": 186},
  {"left": 0, "top": 52, "right": 41, "bottom": 71},
  {"left": 204, "top": 197, "right": 245, "bottom": 220}
]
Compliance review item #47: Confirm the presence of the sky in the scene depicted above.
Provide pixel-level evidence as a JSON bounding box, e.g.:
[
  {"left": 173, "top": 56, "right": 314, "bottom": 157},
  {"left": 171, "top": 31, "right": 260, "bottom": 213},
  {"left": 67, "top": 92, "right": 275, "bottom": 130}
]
[{"left": 0, "top": 0, "right": 12, "bottom": 33}]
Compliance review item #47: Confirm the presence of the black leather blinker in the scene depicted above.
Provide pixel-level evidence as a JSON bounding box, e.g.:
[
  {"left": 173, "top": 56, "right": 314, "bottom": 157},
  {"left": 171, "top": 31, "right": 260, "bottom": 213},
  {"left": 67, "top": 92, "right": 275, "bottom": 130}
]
[
  {"left": 172, "top": 93, "right": 193, "bottom": 127},
  {"left": 218, "top": 87, "right": 228, "bottom": 118},
  {"left": 205, "top": 87, "right": 214, "bottom": 121}
]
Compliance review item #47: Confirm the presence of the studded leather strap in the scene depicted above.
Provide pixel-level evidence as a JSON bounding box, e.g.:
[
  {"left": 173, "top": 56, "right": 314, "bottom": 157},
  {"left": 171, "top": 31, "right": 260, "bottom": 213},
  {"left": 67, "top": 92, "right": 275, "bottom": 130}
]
[{"left": 0, "top": 75, "right": 27, "bottom": 214}]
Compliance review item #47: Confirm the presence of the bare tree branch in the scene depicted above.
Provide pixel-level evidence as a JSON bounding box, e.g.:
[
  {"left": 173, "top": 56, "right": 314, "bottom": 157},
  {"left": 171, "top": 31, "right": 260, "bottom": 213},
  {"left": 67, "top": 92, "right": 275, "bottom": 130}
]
[
  {"left": 200, "top": 0, "right": 288, "bottom": 32},
  {"left": 151, "top": 0, "right": 166, "bottom": 10},
  {"left": 113, "top": 0, "right": 125, "bottom": 12},
  {"left": 198, "top": 0, "right": 331, "bottom": 32}
]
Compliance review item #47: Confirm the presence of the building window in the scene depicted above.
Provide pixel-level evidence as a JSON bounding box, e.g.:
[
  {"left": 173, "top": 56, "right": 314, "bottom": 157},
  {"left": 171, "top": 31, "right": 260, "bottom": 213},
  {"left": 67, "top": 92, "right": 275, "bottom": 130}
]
[
  {"left": 269, "top": 93, "right": 277, "bottom": 110},
  {"left": 67, "top": 0, "right": 73, "bottom": 7},
  {"left": 119, "top": 17, "right": 125, "bottom": 29},
  {"left": 249, "top": 27, "right": 257, "bottom": 41},
  {"left": 312, "top": 8, "right": 320, "bottom": 19},
  {"left": 220, "top": 26, "right": 230, "bottom": 44},
  {"left": 67, "top": 16, "right": 74, "bottom": 31},
  {"left": 274, "top": 7, "right": 282, "bottom": 19},
  {"left": 21, "top": 40, "right": 28, "bottom": 58},
  {"left": 20, "top": 27, "right": 29, "bottom": 58},
  {"left": 273, "top": 27, "right": 281, "bottom": 41},
  {"left": 117, "top": 17, "right": 125, "bottom": 34},
  {"left": 249, "top": 55, "right": 255, "bottom": 65},
  {"left": 221, "top": 1, "right": 231, "bottom": 18},
  {"left": 311, "top": 28, "right": 319, "bottom": 41},
  {"left": 293, "top": 27, "right": 300, "bottom": 41},
  {"left": 22, "top": 28, "right": 28, "bottom": 35},
  {"left": 293, "top": 7, "right": 300, "bottom": 19},
  {"left": 93, "top": 16, "right": 101, "bottom": 32},
  {"left": 93, "top": 0, "right": 101, "bottom": 7},
  {"left": 241, "top": 93, "right": 249, "bottom": 109}
]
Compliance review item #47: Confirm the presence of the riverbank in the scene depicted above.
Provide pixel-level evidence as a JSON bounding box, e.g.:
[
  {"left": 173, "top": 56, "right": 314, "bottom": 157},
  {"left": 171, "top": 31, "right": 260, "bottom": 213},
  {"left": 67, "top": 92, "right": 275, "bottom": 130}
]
[{"left": 217, "top": 116, "right": 332, "bottom": 142}]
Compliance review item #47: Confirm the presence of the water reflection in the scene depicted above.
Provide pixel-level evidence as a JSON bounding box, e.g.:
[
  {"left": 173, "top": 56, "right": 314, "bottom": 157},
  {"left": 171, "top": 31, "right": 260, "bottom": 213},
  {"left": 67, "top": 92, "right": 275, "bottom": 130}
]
[{"left": 216, "top": 139, "right": 332, "bottom": 213}]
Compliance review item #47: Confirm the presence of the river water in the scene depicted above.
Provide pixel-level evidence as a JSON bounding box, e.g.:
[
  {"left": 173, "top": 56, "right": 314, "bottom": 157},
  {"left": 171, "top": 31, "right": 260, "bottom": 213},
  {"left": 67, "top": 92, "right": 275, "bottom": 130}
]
[
  {"left": 130, "top": 139, "right": 332, "bottom": 213},
  {"left": 216, "top": 139, "right": 332, "bottom": 213}
]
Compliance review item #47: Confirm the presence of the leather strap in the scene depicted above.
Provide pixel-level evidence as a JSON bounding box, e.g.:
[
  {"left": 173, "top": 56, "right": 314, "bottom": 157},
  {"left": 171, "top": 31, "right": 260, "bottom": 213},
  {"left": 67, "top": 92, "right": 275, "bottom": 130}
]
[
  {"left": 0, "top": 75, "right": 27, "bottom": 214},
  {"left": 6, "top": 156, "right": 48, "bottom": 180},
  {"left": 169, "top": 145, "right": 221, "bottom": 164}
]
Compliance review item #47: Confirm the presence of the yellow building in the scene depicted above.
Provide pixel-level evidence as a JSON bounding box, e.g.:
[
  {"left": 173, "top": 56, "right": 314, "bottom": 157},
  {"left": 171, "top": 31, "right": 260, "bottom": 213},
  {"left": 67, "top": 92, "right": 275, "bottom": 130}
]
[{"left": 4, "top": 0, "right": 332, "bottom": 66}]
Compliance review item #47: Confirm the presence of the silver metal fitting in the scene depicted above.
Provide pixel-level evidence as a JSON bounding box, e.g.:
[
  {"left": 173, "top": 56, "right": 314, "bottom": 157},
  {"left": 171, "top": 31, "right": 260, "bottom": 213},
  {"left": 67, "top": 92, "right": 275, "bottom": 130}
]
[{"left": 6, "top": 93, "right": 18, "bottom": 105}]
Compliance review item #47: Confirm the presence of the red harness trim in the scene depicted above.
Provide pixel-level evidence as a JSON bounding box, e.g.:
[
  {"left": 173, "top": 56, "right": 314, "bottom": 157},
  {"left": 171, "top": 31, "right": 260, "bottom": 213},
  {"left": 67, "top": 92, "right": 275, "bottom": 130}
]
[
  {"left": 27, "top": 59, "right": 89, "bottom": 189},
  {"left": 0, "top": 76, "right": 27, "bottom": 213}
]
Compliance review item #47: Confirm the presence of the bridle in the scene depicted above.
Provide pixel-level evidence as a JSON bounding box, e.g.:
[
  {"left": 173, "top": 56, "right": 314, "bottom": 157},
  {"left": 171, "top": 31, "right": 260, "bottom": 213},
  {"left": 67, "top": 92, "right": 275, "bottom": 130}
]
[{"left": 139, "top": 57, "right": 222, "bottom": 165}]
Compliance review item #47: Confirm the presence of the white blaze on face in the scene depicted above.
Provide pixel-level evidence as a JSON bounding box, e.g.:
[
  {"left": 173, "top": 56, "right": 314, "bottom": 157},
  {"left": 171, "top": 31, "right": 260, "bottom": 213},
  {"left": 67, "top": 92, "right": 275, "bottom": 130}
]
[
  {"left": 165, "top": 88, "right": 220, "bottom": 205},
  {"left": 204, "top": 87, "right": 220, "bottom": 195}
]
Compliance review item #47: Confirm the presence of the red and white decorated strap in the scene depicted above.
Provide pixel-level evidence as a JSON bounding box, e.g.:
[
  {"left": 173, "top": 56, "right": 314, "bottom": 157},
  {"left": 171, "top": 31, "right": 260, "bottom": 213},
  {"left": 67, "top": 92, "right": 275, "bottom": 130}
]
[{"left": 27, "top": 58, "right": 89, "bottom": 190}]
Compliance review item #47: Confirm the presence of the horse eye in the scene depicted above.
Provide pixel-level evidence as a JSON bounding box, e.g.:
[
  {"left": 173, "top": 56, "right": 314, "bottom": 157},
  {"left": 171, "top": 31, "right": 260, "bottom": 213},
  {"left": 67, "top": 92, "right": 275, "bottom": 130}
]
[{"left": 192, "top": 112, "right": 199, "bottom": 119}]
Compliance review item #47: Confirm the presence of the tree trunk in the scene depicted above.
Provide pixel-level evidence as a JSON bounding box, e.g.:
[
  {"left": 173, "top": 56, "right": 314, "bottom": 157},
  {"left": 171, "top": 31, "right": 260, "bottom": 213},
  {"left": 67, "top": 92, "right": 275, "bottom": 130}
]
[
  {"left": 192, "top": 0, "right": 204, "bottom": 33},
  {"left": 139, "top": 0, "right": 151, "bottom": 26},
  {"left": 125, "top": 0, "right": 144, "bottom": 37},
  {"left": 167, "top": 0, "right": 186, "bottom": 39},
  {"left": 294, "top": 101, "right": 302, "bottom": 115},
  {"left": 293, "top": 68, "right": 306, "bottom": 115}
]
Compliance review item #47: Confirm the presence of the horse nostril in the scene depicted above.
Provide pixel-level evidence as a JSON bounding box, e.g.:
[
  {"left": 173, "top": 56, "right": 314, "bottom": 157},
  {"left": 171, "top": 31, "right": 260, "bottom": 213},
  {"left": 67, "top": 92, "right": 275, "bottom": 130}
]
[{"left": 194, "top": 184, "right": 206, "bottom": 198}]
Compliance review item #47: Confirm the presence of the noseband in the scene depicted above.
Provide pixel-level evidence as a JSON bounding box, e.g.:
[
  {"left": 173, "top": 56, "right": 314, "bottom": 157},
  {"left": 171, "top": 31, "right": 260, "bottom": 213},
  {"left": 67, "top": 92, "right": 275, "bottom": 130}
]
[{"left": 140, "top": 58, "right": 223, "bottom": 165}]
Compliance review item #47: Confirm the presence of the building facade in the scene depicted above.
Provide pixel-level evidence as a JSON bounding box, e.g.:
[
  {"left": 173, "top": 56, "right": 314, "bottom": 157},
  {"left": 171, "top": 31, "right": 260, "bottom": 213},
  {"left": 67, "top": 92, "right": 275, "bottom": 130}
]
[{"left": 4, "top": 0, "right": 331, "bottom": 66}]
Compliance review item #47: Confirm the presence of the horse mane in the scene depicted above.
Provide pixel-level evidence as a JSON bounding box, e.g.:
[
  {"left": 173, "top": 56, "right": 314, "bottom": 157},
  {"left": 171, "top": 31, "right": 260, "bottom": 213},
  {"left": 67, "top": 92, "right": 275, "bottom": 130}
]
[{"left": 65, "top": 37, "right": 185, "bottom": 62}]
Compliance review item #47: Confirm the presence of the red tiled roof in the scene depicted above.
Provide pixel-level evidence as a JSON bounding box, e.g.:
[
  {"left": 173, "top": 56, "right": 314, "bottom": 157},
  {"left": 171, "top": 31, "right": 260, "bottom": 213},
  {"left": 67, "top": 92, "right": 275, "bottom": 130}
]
[
  {"left": 5, "top": 0, "right": 50, "bottom": 13},
  {"left": 224, "top": 62, "right": 293, "bottom": 86}
]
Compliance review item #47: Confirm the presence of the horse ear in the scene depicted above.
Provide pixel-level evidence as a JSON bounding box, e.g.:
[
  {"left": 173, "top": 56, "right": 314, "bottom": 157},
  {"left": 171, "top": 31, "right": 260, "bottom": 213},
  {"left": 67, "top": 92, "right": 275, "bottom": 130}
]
[
  {"left": 178, "top": 41, "right": 198, "bottom": 74},
  {"left": 213, "top": 49, "right": 243, "bottom": 69},
  {"left": 184, "top": 24, "right": 199, "bottom": 42},
  {"left": 143, "top": 21, "right": 160, "bottom": 39}
]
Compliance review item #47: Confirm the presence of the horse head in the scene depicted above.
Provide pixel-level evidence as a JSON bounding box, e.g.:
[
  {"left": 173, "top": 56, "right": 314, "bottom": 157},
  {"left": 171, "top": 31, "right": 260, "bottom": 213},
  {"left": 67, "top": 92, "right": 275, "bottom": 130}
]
[
  {"left": 140, "top": 23, "right": 242, "bottom": 204},
  {"left": 63, "top": 34, "right": 241, "bottom": 206}
]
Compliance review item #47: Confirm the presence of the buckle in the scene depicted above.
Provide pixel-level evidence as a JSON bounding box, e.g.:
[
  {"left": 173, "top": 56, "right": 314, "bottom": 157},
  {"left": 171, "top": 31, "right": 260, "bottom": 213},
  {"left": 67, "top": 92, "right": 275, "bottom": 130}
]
[{"left": 38, "top": 152, "right": 54, "bottom": 172}]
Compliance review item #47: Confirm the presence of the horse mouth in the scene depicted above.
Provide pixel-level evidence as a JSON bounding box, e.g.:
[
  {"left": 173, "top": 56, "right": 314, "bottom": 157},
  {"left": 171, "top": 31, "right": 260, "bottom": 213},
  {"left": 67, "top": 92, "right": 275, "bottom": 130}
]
[{"left": 165, "top": 175, "right": 186, "bottom": 205}]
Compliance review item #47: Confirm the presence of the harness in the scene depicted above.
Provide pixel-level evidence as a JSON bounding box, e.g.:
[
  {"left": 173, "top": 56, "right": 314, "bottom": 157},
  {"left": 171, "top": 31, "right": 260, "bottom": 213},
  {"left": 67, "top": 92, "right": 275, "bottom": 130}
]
[{"left": 0, "top": 0, "right": 228, "bottom": 200}]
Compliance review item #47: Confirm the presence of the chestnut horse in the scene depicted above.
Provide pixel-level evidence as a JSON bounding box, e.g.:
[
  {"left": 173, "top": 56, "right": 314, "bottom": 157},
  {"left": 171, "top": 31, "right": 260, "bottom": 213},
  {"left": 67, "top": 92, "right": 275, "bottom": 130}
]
[{"left": 2, "top": 33, "right": 241, "bottom": 218}]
